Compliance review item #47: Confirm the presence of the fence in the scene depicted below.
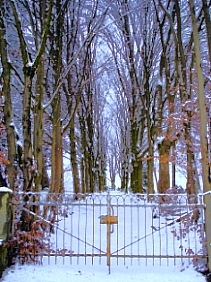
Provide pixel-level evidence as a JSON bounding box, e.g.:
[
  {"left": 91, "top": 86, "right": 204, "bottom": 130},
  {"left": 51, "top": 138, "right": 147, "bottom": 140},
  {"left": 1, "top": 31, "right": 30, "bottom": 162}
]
[{"left": 12, "top": 191, "right": 207, "bottom": 271}]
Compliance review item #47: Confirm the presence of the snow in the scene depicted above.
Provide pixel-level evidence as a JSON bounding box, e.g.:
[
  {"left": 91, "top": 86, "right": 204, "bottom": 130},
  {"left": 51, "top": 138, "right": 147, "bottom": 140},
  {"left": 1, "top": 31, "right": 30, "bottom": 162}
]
[
  {"left": 0, "top": 187, "right": 13, "bottom": 193},
  {"left": 27, "top": 62, "right": 34, "bottom": 67},
  {"left": 1, "top": 263, "right": 205, "bottom": 282},
  {"left": 0, "top": 155, "right": 206, "bottom": 281},
  {"left": 157, "top": 77, "right": 163, "bottom": 86}
]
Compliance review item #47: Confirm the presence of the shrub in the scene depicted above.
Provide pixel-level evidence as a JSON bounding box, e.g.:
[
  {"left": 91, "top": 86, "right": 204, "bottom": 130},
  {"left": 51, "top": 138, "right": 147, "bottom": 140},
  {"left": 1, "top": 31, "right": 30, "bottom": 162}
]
[{"left": 4, "top": 220, "right": 51, "bottom": 265}]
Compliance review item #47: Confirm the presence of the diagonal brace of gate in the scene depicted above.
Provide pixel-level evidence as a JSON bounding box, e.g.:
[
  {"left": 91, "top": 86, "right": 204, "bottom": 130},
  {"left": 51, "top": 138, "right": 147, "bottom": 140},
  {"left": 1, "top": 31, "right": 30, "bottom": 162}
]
[{"left": 22, "top": 207, "right": 106, "bottom": 254}]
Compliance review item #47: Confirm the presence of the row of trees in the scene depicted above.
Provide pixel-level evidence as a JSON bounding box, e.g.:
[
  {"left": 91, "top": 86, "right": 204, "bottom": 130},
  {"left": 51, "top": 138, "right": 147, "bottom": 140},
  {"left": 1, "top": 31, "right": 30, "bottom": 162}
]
[
  {"left": 0, "top": 0, "right": 210, "bottom": 197},
  {"left": 0, "top": 0, "right": 108, "bottom": 194},
  {"left": 105, "top": 0, "right": 211, "bottom": 196}
]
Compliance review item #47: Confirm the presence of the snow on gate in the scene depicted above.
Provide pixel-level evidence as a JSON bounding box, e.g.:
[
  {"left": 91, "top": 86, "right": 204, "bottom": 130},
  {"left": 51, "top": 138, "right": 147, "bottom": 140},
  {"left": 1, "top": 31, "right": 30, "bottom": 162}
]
[{"left": 14, "top": 191, "right": 207, "bottom": 268}]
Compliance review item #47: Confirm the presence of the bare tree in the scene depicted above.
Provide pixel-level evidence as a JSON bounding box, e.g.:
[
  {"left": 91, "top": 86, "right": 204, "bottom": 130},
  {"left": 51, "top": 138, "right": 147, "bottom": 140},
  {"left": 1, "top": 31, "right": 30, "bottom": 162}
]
[
  {"left": 0, "top": 0, "right": 18, "bottom": 189},
  {"left": 9, "top": 0, "right": 53, "bottom": 192}
]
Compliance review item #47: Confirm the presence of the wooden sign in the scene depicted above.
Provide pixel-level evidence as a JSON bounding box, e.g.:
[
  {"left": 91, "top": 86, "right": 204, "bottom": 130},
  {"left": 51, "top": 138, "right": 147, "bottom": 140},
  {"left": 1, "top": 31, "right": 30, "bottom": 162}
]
[{"left": 100, "top": 215, "right": 118, "bottom": 224}]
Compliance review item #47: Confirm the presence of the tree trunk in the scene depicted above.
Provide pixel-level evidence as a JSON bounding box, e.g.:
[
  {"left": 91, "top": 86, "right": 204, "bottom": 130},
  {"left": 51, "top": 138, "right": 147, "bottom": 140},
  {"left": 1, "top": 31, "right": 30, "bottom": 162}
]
[
  {"left": 34, "top": 60, "right": 44, "bottom": 192},
  {"left": 22, "top": 71, "right": 33, "bottom": 191},
  {"left": 131, "top": 160, "right": 143, "bottom": 193},
  {"left": 51, "top": 95, "right": 63, "bottom": 193},
  {"left": 80, "top": 157, "right": 86, "bottom": 193},
  {"left": 109, "top": 155, "right": 116, "bottom": 190},
  {"left": 171, "top": 145, "right": 176, "bottom": 188},
  {"left": 87, "top": 111, "right": 95, "bottom": 192},
  {"left": 70, "top": 118, "right": 80, "bottom": 194},
  {"left": 130, "top": 122, "right": 140, "bottom": 193},
  {"left": 185, "top": 120, "right": 196, "bottom": 196},
  {"left": 189, "top": 0, "right": 211, "bottom": 270},
  {"left": 0, "top": 11, "right": 17, "bottom": 189},
  {"left": 49, "top": 0, "right": 64, "bottom": 194},
  {"left": 175, "top": 0, "right": 197, "bottom": 196},
  {"left": 121, "top": 147, "right": 129, "bottom": 192},
  {"left": 147, "top": 117, "right": 154, "bottom": 195},
  {"left": 79, "top": 115, "right": 87, "bottom": 193},
  {"left": 145, "top": 66, "right": 154, "bottom": 195},
  {"left": 98, "top": 157, "right": 106, "bottom": 192},
  {"left": 41, "top": 155, "right": 49, "bottom": 189},
  {"left": 158, "top": 140, "right": 171, "bottom": 193},
  {"left": 79, "top": 113, "right": 91, "bottom": 193}
]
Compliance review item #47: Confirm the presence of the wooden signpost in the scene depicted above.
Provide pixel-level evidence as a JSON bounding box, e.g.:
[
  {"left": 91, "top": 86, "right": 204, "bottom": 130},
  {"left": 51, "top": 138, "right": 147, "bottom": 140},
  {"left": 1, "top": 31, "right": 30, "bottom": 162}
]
[{"left": 100, "top": 193, "right": 118, "bottom": 274}]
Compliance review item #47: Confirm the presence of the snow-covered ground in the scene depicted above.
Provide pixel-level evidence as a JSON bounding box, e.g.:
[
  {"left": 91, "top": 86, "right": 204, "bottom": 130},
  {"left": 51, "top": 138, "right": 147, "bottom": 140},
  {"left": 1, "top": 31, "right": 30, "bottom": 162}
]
[{"left": 1, "top": 263, "right": 205, "bottom": 282}]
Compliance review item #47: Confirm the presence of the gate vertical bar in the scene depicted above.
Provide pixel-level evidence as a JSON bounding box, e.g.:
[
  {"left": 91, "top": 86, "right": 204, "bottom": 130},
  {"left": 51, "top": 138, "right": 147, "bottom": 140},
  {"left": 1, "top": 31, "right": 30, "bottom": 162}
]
[{"left": 107, "top": 192, "right": 111, "bottom": 274}]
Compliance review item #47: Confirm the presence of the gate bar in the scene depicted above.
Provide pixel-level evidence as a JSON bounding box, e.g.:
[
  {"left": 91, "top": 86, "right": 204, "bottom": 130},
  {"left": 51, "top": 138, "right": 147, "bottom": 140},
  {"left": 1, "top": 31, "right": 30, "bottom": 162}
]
[{"left": 107, "top": 192, "right": 111, "bottom": 274}]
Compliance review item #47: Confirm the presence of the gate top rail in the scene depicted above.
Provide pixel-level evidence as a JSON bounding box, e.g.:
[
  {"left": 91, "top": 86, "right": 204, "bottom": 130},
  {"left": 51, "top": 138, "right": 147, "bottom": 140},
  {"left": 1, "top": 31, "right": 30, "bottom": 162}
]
[{"left": 12, "top": 191, "right": 205, "bottom": 207}]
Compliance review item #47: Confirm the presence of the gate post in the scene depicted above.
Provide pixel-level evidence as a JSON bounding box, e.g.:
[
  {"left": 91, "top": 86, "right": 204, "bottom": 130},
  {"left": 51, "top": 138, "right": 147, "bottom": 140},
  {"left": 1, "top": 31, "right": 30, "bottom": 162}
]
[
  {"left": 107, "top": 192, "right": 111, "bottom": 274},
  {"left": 0, "top": 188, "right": 12, "bottom": 278}
]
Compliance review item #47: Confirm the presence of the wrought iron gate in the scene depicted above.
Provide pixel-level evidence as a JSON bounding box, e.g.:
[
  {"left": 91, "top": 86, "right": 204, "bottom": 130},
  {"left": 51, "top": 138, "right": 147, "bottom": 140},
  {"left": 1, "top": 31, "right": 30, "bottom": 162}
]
[{"left": 13, "top": 192, "right": 207, "bottom": 269}]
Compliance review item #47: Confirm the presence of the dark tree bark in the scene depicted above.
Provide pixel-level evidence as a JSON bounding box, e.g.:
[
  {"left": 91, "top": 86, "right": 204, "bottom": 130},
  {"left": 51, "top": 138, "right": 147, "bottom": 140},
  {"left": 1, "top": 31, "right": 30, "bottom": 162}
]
[{"left": 0, "top": 0, "right": 18, "bottom": 189}]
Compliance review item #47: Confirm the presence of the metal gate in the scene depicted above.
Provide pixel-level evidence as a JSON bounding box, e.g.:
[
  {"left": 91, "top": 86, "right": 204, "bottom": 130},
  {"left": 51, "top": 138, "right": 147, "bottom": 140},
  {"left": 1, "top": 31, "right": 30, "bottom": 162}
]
[{"left": 12, "top": 192, "right": 207, "bottom": 270}]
